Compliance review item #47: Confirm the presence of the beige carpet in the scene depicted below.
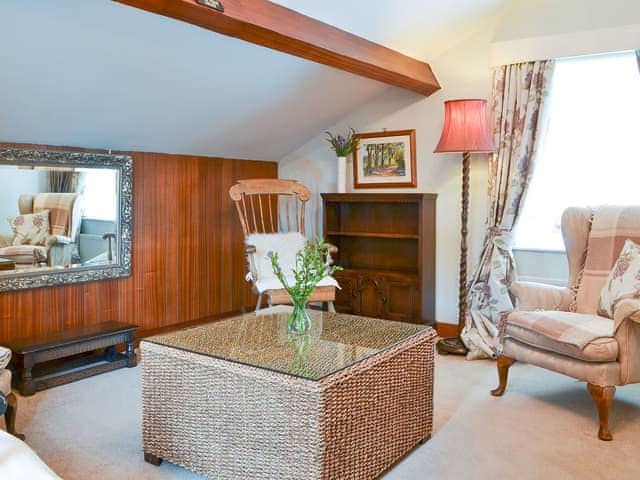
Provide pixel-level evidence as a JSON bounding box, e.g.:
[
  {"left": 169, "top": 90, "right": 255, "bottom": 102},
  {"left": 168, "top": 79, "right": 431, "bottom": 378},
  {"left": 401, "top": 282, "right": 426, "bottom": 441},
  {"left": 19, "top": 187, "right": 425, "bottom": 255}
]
[{"left": 10, "top": 355, "right": 640, "bottom": 479}]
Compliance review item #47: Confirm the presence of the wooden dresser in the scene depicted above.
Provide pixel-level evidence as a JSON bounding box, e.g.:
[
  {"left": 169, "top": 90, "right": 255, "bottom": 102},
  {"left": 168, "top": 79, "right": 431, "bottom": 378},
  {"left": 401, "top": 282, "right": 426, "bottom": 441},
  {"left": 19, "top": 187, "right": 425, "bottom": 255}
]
[{"left": 322, "top": 193, "right": 436, "bottom": 325}]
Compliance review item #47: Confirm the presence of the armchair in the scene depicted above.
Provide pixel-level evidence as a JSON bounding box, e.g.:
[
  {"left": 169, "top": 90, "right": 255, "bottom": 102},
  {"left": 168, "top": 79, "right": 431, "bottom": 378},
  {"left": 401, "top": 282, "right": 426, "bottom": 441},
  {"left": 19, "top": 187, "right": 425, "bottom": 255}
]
[
  {"left": 492, "top": 206, "right": 640, "bottom": 440},
  {"left": 229, "top": 179, "right": 338, "bottom": 311},
  {"left": 0, "top": 347, "right": 22, "bottom": 439},
  {"left": 0, "top": 193, "right": 80, "bottom": 267}
]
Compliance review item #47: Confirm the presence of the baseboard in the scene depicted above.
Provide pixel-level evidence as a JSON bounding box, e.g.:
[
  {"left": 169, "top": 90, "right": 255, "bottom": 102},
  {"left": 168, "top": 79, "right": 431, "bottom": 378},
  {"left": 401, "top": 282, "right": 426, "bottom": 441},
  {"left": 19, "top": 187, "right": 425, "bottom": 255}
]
[{"left": 435, "top": 322, "right": 458, "bottom": 338}]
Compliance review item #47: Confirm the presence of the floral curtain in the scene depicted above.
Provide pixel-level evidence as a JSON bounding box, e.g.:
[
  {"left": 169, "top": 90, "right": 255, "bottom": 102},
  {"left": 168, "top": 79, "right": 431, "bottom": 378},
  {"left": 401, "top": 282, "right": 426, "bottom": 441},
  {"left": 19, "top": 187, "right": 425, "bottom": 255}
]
[{"left": 462, "top": 60, "right": 555, "bottom": 359}]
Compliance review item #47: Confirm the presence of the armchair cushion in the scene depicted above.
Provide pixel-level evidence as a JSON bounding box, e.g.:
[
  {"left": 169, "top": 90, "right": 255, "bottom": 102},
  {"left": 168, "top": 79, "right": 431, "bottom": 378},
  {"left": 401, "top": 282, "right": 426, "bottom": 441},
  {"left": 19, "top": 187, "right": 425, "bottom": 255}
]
[
  {"left": 575, "top": 206, "right": 640, "bottom": 315},
  {"left": 33, "top": 193, "right": 76, "bottom": 237},
  {"left": 0, "top": 245, "right": 47, "bottom": 264},
  {"left": 7, "top": 210, "right": 50, "bottom": 246},
  {"left": 506, "top": 310, "right": 617, "bottom": 362},
  {"left": 598, "top": 239, "right": 640, "bottom": 319},
  {"left": 0, "top": 370, "right": 10, "bottom": 396}
]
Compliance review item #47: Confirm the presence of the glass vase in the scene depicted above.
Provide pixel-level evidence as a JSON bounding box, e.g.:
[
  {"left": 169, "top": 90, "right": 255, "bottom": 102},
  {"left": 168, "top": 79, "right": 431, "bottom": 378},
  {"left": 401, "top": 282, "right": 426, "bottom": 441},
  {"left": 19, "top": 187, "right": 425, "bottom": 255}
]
[{"left": 288, "top": 298, "right": 312, "bottom": 334}]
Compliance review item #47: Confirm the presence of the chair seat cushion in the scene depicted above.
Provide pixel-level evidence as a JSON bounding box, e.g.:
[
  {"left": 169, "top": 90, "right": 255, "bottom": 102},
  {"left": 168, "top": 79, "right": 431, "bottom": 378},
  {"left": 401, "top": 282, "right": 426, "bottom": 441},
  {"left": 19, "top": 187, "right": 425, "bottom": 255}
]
[
  {"left": 254, "top": 275, "right": 339, "bottom": 293},
  {"left": 0, "top": 245, "right": 47, "bottom": 264},
  {"left": 506, "top": 310, "right": 618, "bottom": 362}
]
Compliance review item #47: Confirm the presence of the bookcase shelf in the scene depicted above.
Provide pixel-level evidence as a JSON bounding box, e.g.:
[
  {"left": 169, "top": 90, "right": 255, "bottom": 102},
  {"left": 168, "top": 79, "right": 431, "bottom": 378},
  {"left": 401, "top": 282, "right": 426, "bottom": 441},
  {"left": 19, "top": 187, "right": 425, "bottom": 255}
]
[
  {"left": 325, "top": 231, "right": 420, "bottom": 240},
  {"left": 322, "top": 193, "right": 436, "bottom": 325}
]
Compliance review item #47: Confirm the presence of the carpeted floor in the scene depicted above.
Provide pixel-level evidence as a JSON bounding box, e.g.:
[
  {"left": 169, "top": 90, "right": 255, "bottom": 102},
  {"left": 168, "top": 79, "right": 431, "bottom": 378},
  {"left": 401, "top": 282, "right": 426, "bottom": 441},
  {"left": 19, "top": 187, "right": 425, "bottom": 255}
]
[{"left": 10, "top": 354, "right": 640, "bottom": 479}]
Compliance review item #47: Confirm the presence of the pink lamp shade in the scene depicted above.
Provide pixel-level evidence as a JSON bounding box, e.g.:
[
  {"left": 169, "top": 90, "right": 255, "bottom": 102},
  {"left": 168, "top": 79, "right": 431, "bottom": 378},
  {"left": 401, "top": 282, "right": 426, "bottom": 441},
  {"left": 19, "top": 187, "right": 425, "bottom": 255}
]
[{"left": 434, "top": 99, "right": 495, "bottom": 153}]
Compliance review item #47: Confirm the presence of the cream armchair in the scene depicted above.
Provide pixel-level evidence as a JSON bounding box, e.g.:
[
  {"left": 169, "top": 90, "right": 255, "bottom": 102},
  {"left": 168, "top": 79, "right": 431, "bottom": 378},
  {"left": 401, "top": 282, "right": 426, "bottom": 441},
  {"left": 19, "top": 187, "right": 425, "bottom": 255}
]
[
  {"left": 0, "top": 193, "right": 80, "bottom": 267},
  {"left": 0, "top": 347, "right": 21, "bottom": 439},
  {"left": 492, "top": 206, "right": 640, "bottom": 441}
]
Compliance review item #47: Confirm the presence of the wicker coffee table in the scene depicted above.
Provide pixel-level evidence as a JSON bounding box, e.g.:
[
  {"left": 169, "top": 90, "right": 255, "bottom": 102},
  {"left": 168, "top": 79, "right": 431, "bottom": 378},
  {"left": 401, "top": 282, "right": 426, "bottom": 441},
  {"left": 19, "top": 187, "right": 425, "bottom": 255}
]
[{"left": 141, "top": 307, "right": 436, "bottom": 480}]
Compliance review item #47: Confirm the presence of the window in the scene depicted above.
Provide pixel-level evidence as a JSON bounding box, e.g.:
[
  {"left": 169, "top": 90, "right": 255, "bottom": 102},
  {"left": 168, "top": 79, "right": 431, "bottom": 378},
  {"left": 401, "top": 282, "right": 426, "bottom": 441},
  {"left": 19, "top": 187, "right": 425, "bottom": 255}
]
[
  {"left": 514, "top": 51, "right": 640, "bottom": 251},
  {"left": 77, "top": 168, "right": 118, "bottom": 221}
]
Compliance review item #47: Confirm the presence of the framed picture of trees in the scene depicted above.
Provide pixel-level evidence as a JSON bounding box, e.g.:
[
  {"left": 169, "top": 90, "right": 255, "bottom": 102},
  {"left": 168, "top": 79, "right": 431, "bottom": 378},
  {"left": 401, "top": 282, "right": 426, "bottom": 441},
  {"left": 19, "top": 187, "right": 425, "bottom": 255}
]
[{"left": 352, "top": 129, "right": 417, "bottom": 188}]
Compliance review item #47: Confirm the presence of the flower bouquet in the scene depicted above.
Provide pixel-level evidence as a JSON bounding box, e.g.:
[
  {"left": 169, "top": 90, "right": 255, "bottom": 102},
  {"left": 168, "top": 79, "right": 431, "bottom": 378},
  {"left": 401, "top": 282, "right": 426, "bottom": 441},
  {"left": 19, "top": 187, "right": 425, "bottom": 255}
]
[{"left": 268, "top": 238, "right": 342, "bottom": 334}]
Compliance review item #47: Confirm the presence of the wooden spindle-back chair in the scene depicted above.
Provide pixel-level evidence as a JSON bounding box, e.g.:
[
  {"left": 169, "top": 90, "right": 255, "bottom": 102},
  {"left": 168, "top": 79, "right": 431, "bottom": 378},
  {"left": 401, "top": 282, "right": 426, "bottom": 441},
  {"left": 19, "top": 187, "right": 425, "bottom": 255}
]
[{"left": 229, "top": 179, "right": 336, "bottom": 311}]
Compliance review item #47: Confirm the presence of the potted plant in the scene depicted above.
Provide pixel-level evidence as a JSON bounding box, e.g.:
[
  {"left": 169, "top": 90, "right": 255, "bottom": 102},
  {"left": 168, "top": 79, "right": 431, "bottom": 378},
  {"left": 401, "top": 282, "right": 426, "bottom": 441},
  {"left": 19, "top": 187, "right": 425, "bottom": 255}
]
[
  {"left": 325, "top": 127, "right": 359, "bottom": 193},
  {"left": 268, "top": 238, "right": 342, "bottom": 334}
]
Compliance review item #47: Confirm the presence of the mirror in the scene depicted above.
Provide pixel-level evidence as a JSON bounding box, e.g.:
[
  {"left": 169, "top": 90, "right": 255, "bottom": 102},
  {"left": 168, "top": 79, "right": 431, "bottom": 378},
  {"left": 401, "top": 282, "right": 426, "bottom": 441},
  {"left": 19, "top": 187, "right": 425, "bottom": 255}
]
[{"left": 0, "top": 149, "right": 132, "bottom": 291}]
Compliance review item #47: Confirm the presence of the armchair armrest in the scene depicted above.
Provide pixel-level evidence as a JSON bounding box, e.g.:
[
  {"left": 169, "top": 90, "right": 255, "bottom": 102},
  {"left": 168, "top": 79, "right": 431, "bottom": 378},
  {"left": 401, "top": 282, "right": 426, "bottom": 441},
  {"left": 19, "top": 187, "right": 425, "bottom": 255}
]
[
  {"left": 45, "top": 235, "right": 72, "bottom": 248},
  {"left": 510, "top": 281, "right": 573, "bottom": 311},
  {"left": 0, "top": 347, "right": 11, "bottom": 370},
  {"left": 613, "top": 298, "right": 640, "bottom": 384},
  {"left": 613, "top": 298, "right": 640, "bottom": 330},
  {"left": 0, "top": 234, "right": 11, "bottom": 248}
]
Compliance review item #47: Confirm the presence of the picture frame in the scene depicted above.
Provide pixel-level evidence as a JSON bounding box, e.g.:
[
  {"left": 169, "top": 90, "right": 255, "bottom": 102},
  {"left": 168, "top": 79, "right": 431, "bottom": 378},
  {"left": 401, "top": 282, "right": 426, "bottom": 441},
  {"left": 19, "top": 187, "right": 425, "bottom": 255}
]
[{"left": 352, "top": 129, "right": 417, "bottom": 188}]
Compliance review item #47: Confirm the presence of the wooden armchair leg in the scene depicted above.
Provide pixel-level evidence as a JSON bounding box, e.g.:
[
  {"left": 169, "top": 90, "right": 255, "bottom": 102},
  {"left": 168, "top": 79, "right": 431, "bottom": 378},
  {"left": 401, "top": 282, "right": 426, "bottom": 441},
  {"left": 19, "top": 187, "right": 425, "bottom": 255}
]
[
  {"left": 587, "top": 383, "right": 615, "bottom": 441},
  {"left": 491, "top": 356, "right": 515, "bottom": 397},
  {"left": 5, "top": 393, "right": 25, "bottom": 440}
]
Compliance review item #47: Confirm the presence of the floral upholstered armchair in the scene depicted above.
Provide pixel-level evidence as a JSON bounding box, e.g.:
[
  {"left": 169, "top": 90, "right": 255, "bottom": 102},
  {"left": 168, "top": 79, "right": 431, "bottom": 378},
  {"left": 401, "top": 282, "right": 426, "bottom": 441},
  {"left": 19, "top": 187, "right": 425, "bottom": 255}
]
[
  {"left": 0, "top": 193, "right": 81, "bottom": 267},
  {"left": 0, "top": 347, "right": 21, "bottom": 439},
  {"left": 493, "top": 206, "right": 640, "bottom": 440}
]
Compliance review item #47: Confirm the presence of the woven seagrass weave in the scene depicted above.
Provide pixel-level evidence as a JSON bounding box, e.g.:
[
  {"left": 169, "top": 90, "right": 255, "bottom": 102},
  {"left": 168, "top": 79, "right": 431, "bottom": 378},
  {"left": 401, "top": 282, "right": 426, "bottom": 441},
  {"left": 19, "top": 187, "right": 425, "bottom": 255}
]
[
  {"left": 142, "top": 308, "right": 436, "bottom": 480},
  {"left": 145, "top": 307, "right": 426, "bottom": 380}
]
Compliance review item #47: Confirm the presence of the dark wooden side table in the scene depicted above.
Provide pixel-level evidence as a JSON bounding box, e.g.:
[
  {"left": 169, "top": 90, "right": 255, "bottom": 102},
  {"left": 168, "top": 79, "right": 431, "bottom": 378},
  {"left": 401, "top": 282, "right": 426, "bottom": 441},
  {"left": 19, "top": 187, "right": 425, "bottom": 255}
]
[{"left": 8, "top": 321, "right": 138, "bottom": 396}]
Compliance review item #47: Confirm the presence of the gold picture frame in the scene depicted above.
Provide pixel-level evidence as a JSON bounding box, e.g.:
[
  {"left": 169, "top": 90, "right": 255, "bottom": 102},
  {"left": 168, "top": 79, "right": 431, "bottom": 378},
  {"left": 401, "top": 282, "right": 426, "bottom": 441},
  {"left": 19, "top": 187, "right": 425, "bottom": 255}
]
[{"left": 353, "top": 130, "right": 417, "bottom": 188}]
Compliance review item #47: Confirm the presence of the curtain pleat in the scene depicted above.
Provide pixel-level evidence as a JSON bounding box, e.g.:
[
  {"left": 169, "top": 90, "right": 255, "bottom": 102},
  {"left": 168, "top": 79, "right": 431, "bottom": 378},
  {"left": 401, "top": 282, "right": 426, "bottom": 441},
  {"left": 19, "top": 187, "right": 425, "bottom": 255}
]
[{"left": 462, "top": 60, "right": 555, "bottom": 359}]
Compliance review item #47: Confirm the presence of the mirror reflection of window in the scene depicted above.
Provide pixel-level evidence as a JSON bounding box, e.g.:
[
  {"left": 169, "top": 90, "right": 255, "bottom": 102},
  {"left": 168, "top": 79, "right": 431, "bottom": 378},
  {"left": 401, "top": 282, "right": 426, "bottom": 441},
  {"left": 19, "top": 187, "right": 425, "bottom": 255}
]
[
  {"left": 75, "top": 168, "right": 118, "bottom": 264},
  {"left": 77, "top": 168, "right": 118, "bottom": 221}
]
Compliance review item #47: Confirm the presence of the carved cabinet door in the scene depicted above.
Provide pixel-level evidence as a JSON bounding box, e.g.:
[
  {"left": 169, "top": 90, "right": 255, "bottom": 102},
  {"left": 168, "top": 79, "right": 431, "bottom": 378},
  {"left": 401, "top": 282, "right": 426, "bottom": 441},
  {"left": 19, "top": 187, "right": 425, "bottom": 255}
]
[
  {"left": 333, "top": 272, "right": 356, "bottom": 314},
  {"left": 383, "top": 278, "right": 419, "bottom": 323},
  {"left": 353, "top": 275, "right": 385, "bottom": 318}
]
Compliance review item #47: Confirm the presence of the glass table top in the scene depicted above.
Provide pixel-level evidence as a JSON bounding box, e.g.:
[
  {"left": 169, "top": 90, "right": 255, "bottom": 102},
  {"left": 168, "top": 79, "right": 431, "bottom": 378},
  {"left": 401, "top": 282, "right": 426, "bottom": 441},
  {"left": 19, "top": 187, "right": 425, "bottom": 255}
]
[{"left": 144, "top": 306, "right": 428, "bottom": 381}]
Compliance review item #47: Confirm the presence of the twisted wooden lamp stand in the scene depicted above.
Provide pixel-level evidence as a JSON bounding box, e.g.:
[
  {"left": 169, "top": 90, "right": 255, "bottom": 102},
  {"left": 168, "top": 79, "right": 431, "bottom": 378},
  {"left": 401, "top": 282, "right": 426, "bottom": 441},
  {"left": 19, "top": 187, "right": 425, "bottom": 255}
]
[{"left": 436, "top": 152, "right": 470, "bottom": 355}]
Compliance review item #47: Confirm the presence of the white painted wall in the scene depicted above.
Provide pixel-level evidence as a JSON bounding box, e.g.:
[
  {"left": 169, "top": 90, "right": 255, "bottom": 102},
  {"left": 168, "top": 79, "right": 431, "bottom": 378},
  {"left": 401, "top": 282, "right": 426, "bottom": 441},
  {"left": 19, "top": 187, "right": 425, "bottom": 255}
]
[
  {"left": 491, "top": 0, "right": 640, "bottom": 65},
  {"left": 279, "top": 0, "right": 640, "bottom": 325},
  {"left": 0, "top": 167, "right": 47, "bottom": 238},
  {"left": 280, "top": 20, "right": 499, "bottom": 325}
]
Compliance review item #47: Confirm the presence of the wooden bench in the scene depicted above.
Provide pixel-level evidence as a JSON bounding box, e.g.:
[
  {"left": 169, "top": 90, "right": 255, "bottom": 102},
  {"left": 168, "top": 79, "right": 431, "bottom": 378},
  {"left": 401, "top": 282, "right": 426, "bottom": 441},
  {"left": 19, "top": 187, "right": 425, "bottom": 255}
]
[{"left": 8, "top": 322, "right": 138, "bottom": 396}]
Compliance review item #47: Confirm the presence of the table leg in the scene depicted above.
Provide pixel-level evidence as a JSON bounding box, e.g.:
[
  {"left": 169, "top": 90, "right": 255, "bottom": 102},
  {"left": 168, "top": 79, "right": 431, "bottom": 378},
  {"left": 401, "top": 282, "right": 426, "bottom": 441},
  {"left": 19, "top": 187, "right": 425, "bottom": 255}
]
[
  {"left": 144, "top": 452, "right": 162, "bottom": 466},
  {"left": 20, "top": 367, "right": 35, "bottom": 396},
  {"left": 125, "top": 341, "right": 137, "bottom": 367}
]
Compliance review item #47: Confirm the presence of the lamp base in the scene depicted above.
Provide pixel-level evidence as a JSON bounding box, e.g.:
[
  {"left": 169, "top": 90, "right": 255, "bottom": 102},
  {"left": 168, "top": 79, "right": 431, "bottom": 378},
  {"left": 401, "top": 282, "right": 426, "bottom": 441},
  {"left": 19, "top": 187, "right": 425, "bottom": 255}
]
[{"left": 436, "top": 337, "right": 468, "bottom": 356}]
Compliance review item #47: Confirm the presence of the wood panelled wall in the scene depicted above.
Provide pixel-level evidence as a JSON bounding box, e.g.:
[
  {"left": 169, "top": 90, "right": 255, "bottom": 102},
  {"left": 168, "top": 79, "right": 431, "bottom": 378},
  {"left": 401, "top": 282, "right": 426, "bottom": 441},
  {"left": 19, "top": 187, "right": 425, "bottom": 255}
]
[{"left": 0, "top": 143, "right": 277, "bottom": 343}]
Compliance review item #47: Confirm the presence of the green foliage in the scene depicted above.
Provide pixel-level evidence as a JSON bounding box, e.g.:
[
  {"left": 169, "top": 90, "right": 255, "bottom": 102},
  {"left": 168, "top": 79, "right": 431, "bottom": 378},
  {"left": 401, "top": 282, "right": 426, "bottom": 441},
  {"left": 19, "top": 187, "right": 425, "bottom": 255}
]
[
  {"left": 325, "top": 127, "right": 359, "bottom": 156},
  {"left": 268, "top": 237, "right": 343, "bottom": 303}
]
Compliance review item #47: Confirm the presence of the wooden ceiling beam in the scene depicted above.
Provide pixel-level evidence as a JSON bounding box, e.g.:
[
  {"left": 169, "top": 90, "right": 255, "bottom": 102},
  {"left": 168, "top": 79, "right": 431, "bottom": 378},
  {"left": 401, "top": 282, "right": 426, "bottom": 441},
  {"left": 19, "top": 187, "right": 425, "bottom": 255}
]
[{"left": 114, "top": 0, "right": 441, "bottom": 96}]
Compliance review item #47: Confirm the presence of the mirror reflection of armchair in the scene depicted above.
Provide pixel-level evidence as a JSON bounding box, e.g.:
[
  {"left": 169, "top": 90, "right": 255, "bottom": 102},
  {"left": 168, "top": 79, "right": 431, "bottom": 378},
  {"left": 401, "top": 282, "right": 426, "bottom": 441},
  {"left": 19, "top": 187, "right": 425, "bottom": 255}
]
[{"left": 0, "top": 193, "right": 81, "bottom": 267}]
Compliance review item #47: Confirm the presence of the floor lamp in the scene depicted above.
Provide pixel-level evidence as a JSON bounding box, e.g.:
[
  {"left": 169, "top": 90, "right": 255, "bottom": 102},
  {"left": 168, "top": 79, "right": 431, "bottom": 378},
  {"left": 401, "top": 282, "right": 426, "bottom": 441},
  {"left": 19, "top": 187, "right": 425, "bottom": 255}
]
[{"left": 434, "top": 99, "right": 495, "bottom": 355}]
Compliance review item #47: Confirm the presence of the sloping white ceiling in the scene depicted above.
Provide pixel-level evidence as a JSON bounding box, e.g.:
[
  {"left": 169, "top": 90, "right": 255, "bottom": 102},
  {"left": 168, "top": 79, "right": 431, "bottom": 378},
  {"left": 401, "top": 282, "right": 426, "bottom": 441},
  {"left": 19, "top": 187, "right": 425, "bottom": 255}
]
[{"left": 0, "top": 0, "right": 506, "bottom": 160}]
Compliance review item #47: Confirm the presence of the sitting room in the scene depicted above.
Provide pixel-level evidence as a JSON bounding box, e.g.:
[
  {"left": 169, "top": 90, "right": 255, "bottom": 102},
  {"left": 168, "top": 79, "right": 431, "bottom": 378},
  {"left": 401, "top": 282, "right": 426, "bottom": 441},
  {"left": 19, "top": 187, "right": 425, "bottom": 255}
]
[{"left": 0, "top": 1, "right": 639, "bottom": 479}]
